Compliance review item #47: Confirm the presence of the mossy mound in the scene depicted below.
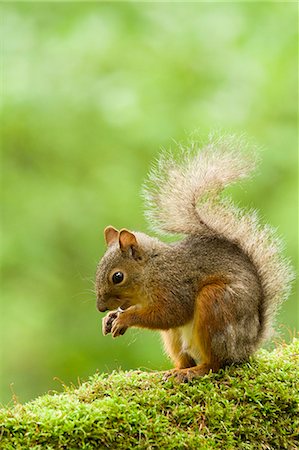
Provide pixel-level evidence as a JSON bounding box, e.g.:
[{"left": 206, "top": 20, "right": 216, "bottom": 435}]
[{"left": 1, "top": 339, "right": 298, "bottom": 449}]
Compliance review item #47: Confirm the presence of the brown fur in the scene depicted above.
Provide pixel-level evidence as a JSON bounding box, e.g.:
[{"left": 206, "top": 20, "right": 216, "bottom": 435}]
[
  {"left": 162, "top": 279, "right": 233, "bottom": 381},
  {"left": 195, "top": 281, "right": 228, "bottom": 365}
]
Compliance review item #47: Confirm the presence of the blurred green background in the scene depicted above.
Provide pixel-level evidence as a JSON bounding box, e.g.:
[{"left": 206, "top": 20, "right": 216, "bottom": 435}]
[{"left": 1, "top": 2, "right": 298, "bottom": 405}]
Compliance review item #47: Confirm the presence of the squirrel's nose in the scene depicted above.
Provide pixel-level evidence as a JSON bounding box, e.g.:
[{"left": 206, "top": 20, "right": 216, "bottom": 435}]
[
  {"left": 96, "top": 293, "right": 108, "bottom": 312},
  {"left": 97, "top": 304, "right": 108, "bottom": 313}
]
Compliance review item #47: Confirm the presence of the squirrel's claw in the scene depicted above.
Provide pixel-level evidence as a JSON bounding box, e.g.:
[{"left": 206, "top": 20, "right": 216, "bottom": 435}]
[
  {"left": 162, "top": 369, "right": 190, "bottom": 383},
  {"left": 163, "top": 365, "right": 212, "bottom": 383},
  {"left": 111, "top": 316, "right": 128, "bottom": 338},
  {"left": 102, "top": 310, "right": 119, "bottom": 336},
  {"left": 102, "top": 309, "right": 128, "bottom": 337}
]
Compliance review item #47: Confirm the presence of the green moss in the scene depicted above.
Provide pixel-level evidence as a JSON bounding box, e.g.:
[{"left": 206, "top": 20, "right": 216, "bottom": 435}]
[{"left": 1, "top": 339, "right": 298, "bottom": 449}]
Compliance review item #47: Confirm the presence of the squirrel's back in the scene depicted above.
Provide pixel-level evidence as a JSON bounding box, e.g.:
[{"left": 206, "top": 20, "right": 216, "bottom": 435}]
[{"left": 143, "top": 134, "right": 294, "bottom": 343}]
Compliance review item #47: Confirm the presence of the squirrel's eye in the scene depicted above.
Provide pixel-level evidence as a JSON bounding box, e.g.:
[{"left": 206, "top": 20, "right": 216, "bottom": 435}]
[{"left": 112, "top": 271, "right": 124, "bottom": 284}]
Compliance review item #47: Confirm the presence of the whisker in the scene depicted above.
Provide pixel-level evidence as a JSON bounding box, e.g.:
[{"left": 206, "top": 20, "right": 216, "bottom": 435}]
[{"left": 80, "top": 298, "right": 97, "bottom": 305}]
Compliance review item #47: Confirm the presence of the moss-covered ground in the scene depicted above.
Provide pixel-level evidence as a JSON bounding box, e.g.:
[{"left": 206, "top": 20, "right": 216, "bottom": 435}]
[{"left": 1, "top": 339, "right": 298, "bottom": 449}]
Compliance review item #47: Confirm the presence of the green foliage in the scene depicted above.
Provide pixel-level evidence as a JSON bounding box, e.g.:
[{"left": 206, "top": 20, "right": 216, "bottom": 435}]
[
  {"left": 1, "top": 339, "right": 298, "bottom": 449},
  {"left": 1, "top": 2, "right": 297, "bottom": 404}
]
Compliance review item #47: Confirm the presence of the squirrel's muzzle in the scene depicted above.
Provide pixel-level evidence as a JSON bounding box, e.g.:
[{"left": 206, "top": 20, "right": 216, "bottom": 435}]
[
  {"left": 97, "top": 303, "right": 108, "bottom": 313},
  {"left": 96, "top": 290, "right": 110, "bottom": 312},
  {"left": 96, "top": 294, "right": 108, "bottom": 312},
  {"left": 96, "top": 290, "right": 126, "bottom": 313}
]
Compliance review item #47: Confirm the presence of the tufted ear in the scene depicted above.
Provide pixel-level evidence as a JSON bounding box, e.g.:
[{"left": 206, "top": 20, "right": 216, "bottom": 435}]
[
  {"left": 104, "top": 226, "right": 119, "bottom": 247},
  {"left": 119, "top": 229, "right": 141, "bottom": 260}
]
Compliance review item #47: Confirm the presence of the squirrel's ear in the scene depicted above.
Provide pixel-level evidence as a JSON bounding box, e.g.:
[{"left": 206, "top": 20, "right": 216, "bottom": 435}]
[
  {"left": 119, "top": 229, "right": 140, "bottom": 259},
  {"left": 104, "top": 226, "right": 119, "bottom": 247}
]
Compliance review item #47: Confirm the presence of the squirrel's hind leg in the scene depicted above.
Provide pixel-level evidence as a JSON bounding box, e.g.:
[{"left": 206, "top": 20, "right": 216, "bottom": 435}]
[
  {"left": 163, "top": 362, "right": 220, "bottom": 382},
  {"left": 163, "top": 281, "right": 228, "bottom": 383}
]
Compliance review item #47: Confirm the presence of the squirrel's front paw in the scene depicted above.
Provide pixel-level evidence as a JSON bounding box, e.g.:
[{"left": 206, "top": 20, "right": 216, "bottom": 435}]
[
  {"left": 111, "top": 316, "right": 128, "bottom": 338},
  {"left": 102, "top": 310, "right": 119, "bottom": 336}
]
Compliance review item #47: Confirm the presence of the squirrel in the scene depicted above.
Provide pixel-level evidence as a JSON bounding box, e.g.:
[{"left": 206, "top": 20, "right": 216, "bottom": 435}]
[{"left": 95, "top": 134, "right": 293, "bottom": 382}]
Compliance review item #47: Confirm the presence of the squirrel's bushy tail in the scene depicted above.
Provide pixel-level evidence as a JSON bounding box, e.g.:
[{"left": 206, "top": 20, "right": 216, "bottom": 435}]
[{"left": 143, "top": 134, "right": 294, "bottom": 341}]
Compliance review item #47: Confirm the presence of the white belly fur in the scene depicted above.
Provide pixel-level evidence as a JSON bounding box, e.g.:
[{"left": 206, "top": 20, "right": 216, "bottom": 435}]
[{"left": 178, "top": 320, "right": 201, "bottom": 363}]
